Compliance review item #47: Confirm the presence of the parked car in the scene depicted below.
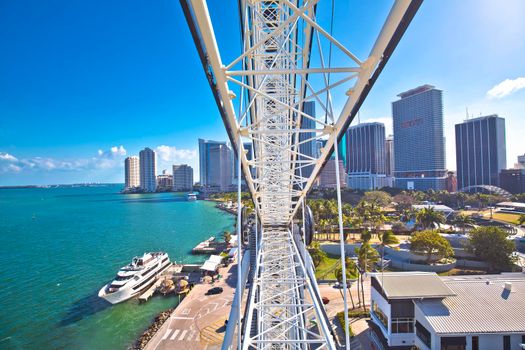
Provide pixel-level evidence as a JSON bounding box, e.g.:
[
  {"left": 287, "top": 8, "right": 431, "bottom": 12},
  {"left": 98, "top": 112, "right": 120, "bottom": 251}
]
[{"left": 206, "top": 287, "right": 224, "bottom": 295}]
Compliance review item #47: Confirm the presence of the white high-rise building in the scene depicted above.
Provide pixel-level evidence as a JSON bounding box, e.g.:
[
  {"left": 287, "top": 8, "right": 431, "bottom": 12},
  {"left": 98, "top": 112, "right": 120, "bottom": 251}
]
[
  {"left": 173, "top": 164, "right": 194, "bottom": 191},
  {"left": 124, "top": 156, "right": 140, "bottom": 189},
  {"left": 198, "top": 139, "right": 233, "bottom": 191},
  {"left": 139, "top": 147, "right": 157, "bottom": 192}
]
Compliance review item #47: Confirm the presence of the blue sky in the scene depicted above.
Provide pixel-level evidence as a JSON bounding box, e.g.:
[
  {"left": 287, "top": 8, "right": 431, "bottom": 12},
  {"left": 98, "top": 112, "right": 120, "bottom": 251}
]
[{"left": 1, "top": 0, "right": 524, "bottom": 186}]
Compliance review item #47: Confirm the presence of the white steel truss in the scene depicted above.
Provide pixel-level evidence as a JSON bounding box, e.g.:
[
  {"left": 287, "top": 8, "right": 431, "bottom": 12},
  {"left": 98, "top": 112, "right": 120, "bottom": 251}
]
[{"left": 181, "top": 0, "right": 422, "bottom": 348}]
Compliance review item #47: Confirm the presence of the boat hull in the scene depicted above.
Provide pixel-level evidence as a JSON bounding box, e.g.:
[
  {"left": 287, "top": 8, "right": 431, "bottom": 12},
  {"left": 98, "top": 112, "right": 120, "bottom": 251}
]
[{"left": 98, "top": 259, "right": 171, "bottom": 304}]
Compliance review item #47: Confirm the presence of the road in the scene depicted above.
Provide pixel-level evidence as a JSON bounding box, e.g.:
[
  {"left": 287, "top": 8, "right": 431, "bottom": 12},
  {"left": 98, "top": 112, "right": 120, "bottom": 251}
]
[{"left": 145, "top": 264, "right": 238, "bottom": 350}]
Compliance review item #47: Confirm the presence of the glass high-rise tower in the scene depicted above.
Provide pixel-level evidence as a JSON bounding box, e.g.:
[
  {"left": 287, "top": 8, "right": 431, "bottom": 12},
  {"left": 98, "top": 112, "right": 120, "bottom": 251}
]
[
  {"left": 455, "top": 115, "right": 506, "bottom": 190},
  {"left": 346, "top": 122, "right": 388, "bottom": 190},
  {"left": 392, "top": 85, "right": 447, "bottom": 190}
]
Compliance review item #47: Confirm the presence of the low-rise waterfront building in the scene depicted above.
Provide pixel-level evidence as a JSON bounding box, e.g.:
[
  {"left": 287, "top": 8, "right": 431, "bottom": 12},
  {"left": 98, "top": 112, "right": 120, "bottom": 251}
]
[
  {"left": 369, "top": 272, "right": 525, "bottom": 350},
  {"left": 156, "top": 170, "right": 173, "bottom": 191},
  {"left": 499, "top": 168, "right": 525, "bottom": 194}
]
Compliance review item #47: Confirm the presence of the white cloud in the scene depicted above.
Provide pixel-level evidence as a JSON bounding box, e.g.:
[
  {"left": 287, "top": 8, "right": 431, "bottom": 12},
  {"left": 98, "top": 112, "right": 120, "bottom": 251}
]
[
  {"left": 487, "top": 77, "right": 525, "bottom": 99},
  {"left": 0, "top": 152, "right": 18, "bottom": 162},
  {"left": 98, "top": 145, "right": 126, "bottom": 158},
  {"left": 155, "top": 145, "right": 197, "bottom": 162},
  {"left": 0, "top": 146, "right": 127, "bottom": 174}
]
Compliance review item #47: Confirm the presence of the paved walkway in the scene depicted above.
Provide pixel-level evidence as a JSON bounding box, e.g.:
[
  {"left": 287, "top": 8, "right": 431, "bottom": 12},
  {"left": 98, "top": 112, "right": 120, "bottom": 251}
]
[
  {"left": 145, "top": 264, "right": 238, "bottom": 350},
  {"left": 319, "top": 279, "right": 372, "bottom": 350}
]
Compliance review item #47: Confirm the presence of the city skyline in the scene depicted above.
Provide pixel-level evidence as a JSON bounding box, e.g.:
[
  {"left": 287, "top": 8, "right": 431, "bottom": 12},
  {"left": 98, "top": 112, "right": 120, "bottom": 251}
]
[{"left": 1, "top": 0, "right": 525, "bottom": 186}]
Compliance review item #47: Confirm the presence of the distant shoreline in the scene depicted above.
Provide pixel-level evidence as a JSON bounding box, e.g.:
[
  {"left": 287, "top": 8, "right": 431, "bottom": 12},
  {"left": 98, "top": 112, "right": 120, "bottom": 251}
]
[{"left": 0, "top": 183, "right": 121, "bottom": 189}]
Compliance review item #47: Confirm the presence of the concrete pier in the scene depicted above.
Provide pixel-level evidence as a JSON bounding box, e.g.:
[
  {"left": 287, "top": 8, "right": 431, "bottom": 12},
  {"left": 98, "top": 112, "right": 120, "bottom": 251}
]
[{"left": 144, "top": 263, "right": 241, "bottom": 350}]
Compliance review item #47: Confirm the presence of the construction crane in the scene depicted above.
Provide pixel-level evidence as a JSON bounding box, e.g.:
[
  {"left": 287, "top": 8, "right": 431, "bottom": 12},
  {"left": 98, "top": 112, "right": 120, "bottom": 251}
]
[{"left": 180, "top": 1, "right": 422, "bottom": 348}]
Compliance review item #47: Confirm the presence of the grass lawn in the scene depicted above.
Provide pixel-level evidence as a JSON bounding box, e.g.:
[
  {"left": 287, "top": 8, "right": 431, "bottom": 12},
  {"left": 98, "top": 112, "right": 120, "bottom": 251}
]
[
  {"left": 314, "top": 254, "right": 340, "bottom": 280},
  {"left": 490, "top": 212, "right": 521, "bottom": 225}
]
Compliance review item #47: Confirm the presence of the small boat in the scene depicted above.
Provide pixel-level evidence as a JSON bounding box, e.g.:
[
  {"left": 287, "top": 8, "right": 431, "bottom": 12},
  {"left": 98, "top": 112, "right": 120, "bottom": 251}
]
[
  {"left": 186, "top": 192, "right": 198, "bottom": 201},
  {"left": 98, "top": 252, "right": 171, "bottom": 304}
]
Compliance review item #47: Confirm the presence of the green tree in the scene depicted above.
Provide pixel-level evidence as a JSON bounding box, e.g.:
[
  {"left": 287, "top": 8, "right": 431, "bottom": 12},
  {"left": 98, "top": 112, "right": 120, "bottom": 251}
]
[
  {"left": 334, "top": 257, "right": 358, "bottom": 309},
  {"left": 308, "top": 241, "right": 327, "bottom": 268},
  {"left": 409, "top": 230, "right": 454, "bottom": 264},
  {"left": 452, "top": 214, "right": 475, "bottom": 234},
  {"left": 393, "top": 193, "right": 415, "bottom": 211},
  {"left": 361, "top": 191, "right": 392, "bottom": 208},
  {"left": 415, "top": 207, "right": 445, "bottom": 230},
  {"left": 468, "top": 227, "right": 517, "bottom": 272},
  {"left": 223, "top": 231, "right": 232, "bottom": 245}
]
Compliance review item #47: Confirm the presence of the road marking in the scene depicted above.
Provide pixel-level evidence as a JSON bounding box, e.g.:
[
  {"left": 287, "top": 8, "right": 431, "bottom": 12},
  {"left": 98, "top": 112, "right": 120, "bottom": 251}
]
[
  {"left": 187, "top": 330, "right": 196, "bottom": 341},
  {"left": 161, "top": 329, "right": 172, "bottom": 340},
  {"left": 170, "top": 329, "right": 180, "bottom": 340},
  {"left": 178, "top": 330, "right": 188, "bottom": 341},
  {"left": 181, "top": 308, "right": 191, "bottom": 315},
  {"left": 172, "top": 316, "right": 194, "bottom": 320}
]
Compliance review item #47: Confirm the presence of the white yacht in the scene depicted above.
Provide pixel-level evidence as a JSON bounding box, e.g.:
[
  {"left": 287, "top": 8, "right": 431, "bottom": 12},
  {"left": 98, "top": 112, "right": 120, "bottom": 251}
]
[
  {"left": 186, "top": 192, "right": 197, "bottom": 201},
  {"left": 98, "top": 252, "right": 171, "bottom": 304}
]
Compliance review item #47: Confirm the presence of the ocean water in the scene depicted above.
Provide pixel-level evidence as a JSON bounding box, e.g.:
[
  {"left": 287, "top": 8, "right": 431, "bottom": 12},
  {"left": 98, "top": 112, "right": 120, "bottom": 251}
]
[{"left": 0, "top": 185, "right": 235, "bottom": 350}]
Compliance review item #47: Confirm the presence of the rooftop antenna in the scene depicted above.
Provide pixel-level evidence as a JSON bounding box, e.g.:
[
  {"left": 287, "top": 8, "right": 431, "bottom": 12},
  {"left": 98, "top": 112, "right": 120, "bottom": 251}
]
[
  {"left": 357, "top": 111, "right": 361, "bottom": 124},
  {"left": 465, "top": 107, "right": 469, "bottom": 120}
]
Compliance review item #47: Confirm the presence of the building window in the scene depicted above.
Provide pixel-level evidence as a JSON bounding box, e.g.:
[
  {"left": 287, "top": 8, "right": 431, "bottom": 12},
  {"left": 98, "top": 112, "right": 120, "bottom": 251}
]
[
  {"left": 391, "top": 318, "right": 414, "bottom": 333},
  {"left": 472, "top": 336, "right": 478, "bottom": 350},
  {"left": 415, "top": 321, "right": 431, "bottom": 348},
  {"left": 440, "top": 336, "right": 466, "bottom": 350},
  {"left": 503, "top": 335, "right": 510, "bottom": 350},
  {"left": 372, "top": 303, "right": 388, "bottom": 330}
]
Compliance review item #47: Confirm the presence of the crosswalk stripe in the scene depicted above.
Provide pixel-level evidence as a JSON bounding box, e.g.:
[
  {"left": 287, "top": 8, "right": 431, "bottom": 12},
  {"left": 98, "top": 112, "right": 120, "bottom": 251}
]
[
  {"left": 179, "top": 330, "right": 188, "bottom": 341},
  {"left": 161, "top": 329, "right": 172, "bottom": 340},
  {"left": 187, "top": 330, "right": 196, "bottom": 341},
  {"left": 170, "top": 329, "right": 180, "bottom": 340}
]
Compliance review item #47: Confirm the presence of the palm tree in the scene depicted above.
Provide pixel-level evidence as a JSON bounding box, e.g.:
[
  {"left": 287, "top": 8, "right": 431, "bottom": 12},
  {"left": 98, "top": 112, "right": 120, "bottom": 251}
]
[
  {"left": 334, "top": 257, "right": 358, "bottom": 309},
  {"left": 453, "top": 214, "right": 475, "bottom": 234},
  {"left": 356, "top": 240, "right": 379, "bottom": 311},
  {"left": 378, "top": 231, "right": 399, "bottom": 273},
  {"left": 415, "top": 207, "right": 445, "bottom": 230}
]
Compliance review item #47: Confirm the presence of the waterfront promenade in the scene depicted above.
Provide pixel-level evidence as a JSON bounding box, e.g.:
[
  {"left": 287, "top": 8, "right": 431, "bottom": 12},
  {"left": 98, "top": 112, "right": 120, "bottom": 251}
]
[{"left": 145, "top": 263, "right": 239, "bottom": 350}]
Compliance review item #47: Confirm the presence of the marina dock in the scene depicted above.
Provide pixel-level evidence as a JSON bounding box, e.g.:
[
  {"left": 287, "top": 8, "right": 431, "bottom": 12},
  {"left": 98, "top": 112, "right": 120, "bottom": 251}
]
[
  {"left": 139, "top": 279, "right": 164, "bottom": 303},
  {"left": 191, "top": 237, "right": 225, "bottom": 254}
]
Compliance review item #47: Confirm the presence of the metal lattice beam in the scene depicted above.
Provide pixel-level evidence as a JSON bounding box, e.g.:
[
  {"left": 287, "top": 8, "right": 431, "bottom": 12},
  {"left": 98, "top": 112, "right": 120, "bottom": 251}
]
[{"left": 181, "top": 0, "right": 422, "bottom": 348}]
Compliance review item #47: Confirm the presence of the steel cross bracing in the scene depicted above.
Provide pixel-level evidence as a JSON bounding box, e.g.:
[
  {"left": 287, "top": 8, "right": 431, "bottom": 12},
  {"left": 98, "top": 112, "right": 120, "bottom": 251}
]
[{"left": 181, "top": 0, "right": 421, "bottom": 348}]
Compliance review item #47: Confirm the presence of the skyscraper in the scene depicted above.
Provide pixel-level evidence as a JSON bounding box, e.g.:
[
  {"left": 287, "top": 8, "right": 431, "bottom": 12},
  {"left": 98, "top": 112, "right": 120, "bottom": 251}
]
[
  {"left": 198, "top": 139, "right": 232, "bottom": 191},
  {"left": 199, "top": 139, "right": 233, "bottom": 191},
  {"left": 392, "top": 85, "right": 447, "bottom": 190},
  {"left": 124, "top": 156, "right": 140, "bottom": 190},
  {"left": 455, "top": 114, "right": 506, "bottom": 189},
  {"left": 385, "top": 135, "right": 394, "bottom": 177},
  {"left": 516, "top": 154, "right": 525, "bottom": 169},
  {"left": 173, "top": 164, "right": 194, "bottom": 191},
  {"left": 346, "top": 122, "right": 389, "bottom": 190},
  {"left": 318, "top": 158, "right": 347, "bottom": 189},
  {"left": 139, "top": 147, "right": 157, "bottom": 192},
  {"left": 298, "top": 101, "right": 316, "bottom": 178}
]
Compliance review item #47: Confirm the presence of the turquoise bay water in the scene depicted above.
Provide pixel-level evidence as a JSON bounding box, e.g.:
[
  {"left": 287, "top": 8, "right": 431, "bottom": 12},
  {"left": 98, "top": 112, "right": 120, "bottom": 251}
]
[{"left": 0, "top": 185, "right": 235, "bottom": 350}]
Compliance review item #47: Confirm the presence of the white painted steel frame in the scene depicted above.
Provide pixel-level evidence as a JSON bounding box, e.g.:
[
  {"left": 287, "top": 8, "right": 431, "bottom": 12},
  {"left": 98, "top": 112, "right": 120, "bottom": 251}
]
[{"left": 182, "top": 0, "right": 421, "bottom": 348}]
